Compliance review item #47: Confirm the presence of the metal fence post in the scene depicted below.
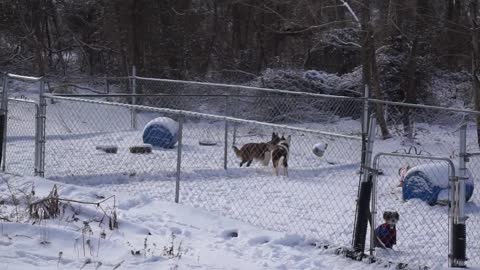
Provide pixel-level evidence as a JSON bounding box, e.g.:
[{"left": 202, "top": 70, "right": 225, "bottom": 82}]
[
  {"left": 130, "top": 66, "right": 137, "bottom": 130},
  {"left": 0, "top": 74, "right": 8, "bottom": 171},
  {"left": 175, "top": 114, "right": 184, "bottom": 203},
  {"left": 369, "top": 156, "right": 379, "bottom": 257},
  {"left": 105, "top": 78, "right": 110, "bottom": 94},
  {"left": 451, "top": 122, "right": 467, "bottom": 267},
  {"left": 34, "top": 102, "right": 40, "bottom": 176},
  {"left": 36, "top": 79, "right": 47, "bottom": 177},
  {"left": 230, "top": 96, "right": 237, "bottom": 146},
  {"left": 224, "top": 96, "right": 229, "bottom": 170},
  {"left": 351, "top": 113, "right": 376, "bottom": 258}
]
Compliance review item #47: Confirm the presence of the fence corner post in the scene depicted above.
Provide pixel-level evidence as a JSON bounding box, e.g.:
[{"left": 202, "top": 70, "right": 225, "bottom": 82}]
[
  {"left": 175, "top": 114, "right": 184, "bottom": 203},
  {"left": 451, "top": 122, "right": 467, "bottom": 267},
  {"left": 351, "top": 113, "right": 376, "bottom": 258}
]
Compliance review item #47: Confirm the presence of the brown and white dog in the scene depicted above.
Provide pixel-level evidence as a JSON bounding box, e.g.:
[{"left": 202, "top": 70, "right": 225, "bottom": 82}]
[
  {"left": 233, "top": 132, "right": 280, "bottom": 167},
  {"left": 271, "top": 135, "right": 290, "bottom": 176}
]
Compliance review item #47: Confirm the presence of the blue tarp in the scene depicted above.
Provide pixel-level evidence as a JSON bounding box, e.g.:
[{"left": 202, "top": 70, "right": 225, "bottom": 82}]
[
  {"left": 402, "top": 165, "right": 474, "bottom": 205},
  {"left": 142, "top": 120, "right": 178, "bottom": 148}
]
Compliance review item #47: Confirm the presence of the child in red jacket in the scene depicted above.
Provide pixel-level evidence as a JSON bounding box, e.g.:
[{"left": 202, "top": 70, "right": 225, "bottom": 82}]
[{"left": 375, "top": 211, "right": 399, "bottom": 249}]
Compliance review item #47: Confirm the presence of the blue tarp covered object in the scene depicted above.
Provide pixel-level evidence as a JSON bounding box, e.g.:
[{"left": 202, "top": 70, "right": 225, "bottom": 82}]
[
  {"left": 402, "top": 163, "right": 474, "bottom": 205},
  {"left": 142, "top": 117, "right": 179, "bottom": 148}
]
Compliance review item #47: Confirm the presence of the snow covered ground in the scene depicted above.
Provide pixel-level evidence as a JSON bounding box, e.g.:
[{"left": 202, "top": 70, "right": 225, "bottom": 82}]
[
  {"left": 2, "top": 81, "right": 480, "bottom": 268},
  {"left": 0, "top": 174, "right": 401, "bottom": 270}
]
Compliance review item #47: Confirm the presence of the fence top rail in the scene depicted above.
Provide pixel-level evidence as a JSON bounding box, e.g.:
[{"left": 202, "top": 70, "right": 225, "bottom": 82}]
[
  {"left": 8, "top": 97, "right": 38, "bottom": 105},
  {"left": 53, "top": 92, "right": 480, "bottom": 116},
  {"left": 51, "top": 93, "right": 347, "bottom": 99},
  {"left": 44, "top": 94, "right": 362, "bottom": 141},
  {"left": 134, "top": 75, "right": 363, "bottom": 100},
  {"left": 370, "top": 98, "right": 480, "bottom": 116},
  {"left": 45, "top": 76, "right": 129, "bottom": 82},
  {"left": 372, "top": 152, "right": 456, "bottom": 177},
  {"left": 50, "top": 75, "right": 480, "bottom": 116},
  {"left": 7, "top": 73, "right": 43, "bottom": 82}
]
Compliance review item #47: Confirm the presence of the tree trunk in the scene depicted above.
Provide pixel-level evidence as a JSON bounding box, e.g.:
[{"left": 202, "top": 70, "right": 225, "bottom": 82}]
[
  {"left": 470, "top": 0, "right": 480, "bottom": 147},
  {"left": 362, "top": 0, "right": 390, "bottom": 139},
  {"left": 369, "top": 26, "right": 391, "bottom": 139},
  {"left": 403, "top": 37, "right": 418, "bottom": 140}
]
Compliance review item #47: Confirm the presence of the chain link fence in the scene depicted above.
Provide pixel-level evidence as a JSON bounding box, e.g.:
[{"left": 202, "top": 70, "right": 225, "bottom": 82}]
[
  {"left": 46, "top": 76, "right": 130, "bottom": 95},
  {"left": 370, "top": 154, "right": 455, "bottom": 268},
  {"left": 1, "top": 75, "right": 43, "bottom": 176},
  {"left": 4, "top": 99, "right": 38, "bottom": 176},
  {"left": 135, "top": 77, "right": 365, "bottom": 132},
  {"left": 42, "top": 95, "right": 363, "bottom": 247},
  {"left": 2, "top": 72, "right": 480, "bottom": 267},
  {"left": 464, "top": 125, "right": 480, "bottom": 266}
]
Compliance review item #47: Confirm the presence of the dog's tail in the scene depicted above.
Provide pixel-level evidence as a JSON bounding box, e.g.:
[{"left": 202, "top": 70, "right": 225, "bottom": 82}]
[{"left": 232, "top": 146, "right": 242, "bottom": 158}]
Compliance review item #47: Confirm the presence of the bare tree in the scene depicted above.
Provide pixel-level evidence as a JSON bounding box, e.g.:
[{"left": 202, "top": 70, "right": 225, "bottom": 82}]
[
  {"left": 470, "top": 0, "right": 480, "bottom": 147},
  {"left": 359, "top": 0, "right": 391, "bottom": 139}
]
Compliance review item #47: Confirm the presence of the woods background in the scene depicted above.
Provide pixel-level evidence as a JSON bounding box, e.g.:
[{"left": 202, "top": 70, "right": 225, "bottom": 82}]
[{"left": 0, "top": 0, "right": 479, "bottom": 109}]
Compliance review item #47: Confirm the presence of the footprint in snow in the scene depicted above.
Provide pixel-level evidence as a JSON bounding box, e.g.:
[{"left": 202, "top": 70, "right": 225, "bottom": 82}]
[
  {"left": 248, "top": 236, "right": 270, "bottom": 245},
  {"left": 170, "top": 227, "right": 182, "bottom": 235},
  {"left": 221, "top": 229, "right": 238, "bottom": 239}
]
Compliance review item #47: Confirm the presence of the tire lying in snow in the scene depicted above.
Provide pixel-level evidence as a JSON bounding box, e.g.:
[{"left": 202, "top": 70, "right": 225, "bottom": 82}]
[
  {"left": 402, "top": 162, "right": 474, "bottom": 205},
  {"left": 142, "top": 117, "right": 179, "bottom": 149}
]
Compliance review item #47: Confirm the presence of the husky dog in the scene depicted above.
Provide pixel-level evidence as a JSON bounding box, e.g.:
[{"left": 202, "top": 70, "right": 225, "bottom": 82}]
[
  {"left": 374, "top": 211, "right": 400, "bottom": 249},
  {"left": 271, "top": 135, "right": 291, "bottom": 176},
  {"left": 233, "top": 132, "right": 280, "bottom": 167}
]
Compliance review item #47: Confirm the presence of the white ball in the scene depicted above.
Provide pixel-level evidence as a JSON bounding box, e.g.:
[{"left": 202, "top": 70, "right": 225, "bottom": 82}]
[{"left": 313, "top": 143, "right": 328, "bottom": 157}]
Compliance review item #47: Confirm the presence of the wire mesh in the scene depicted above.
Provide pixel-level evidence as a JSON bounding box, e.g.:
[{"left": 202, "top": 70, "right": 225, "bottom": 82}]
[
  {"left": 2, "top": 75, "right": 42, "bottom": 176},
  {"left": 371, "top": 155, "right": 453, "bottom": 268},
  {"left": 180, "top": 117, "right": 362, "bottom": 245},
  {"left": 43, "top": 96, "right": 363, "bottom": 247},
  {"left": 137, "top": 78, "right": 365, "bottom": 132},
  {"left": 4, "top": 74, "right": 480, "bottom": 266},
  {"left": 46, "top": 77, "right": 130, "bottom": 95},
  {"left": 4, "top": 99, "right": 37, "bottom": 176},
  {"left": 44, "top": 98, "right": 179, "bottom": 201},
  {"left": 373, "top": 100, "right": 467, "bottom": 143},
  {"left": 465, "top": 126, "right": 480, "bottom": 266}
]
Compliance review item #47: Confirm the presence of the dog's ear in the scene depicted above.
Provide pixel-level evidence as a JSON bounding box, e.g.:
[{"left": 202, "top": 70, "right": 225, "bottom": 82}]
[
  {"left": 383, "top": 211, "right": 391, "bottom": 220},
  {"left": 392, "top": 211, "right": 399, "bottom": 220}
]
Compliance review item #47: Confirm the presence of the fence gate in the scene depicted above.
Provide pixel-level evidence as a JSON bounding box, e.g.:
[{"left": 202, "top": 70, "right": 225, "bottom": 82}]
[
  {"left": 464, "top": 150, "right": 480, "bottom": 266},
  {"left": 3, "top": 99, "right": 39, "bottom": 176},
  {"left": 0, "top": 74, "right": 43, "bottom": 176},
  {"left": 370, "top": 152, "right": 455, "bottom": 268}
]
